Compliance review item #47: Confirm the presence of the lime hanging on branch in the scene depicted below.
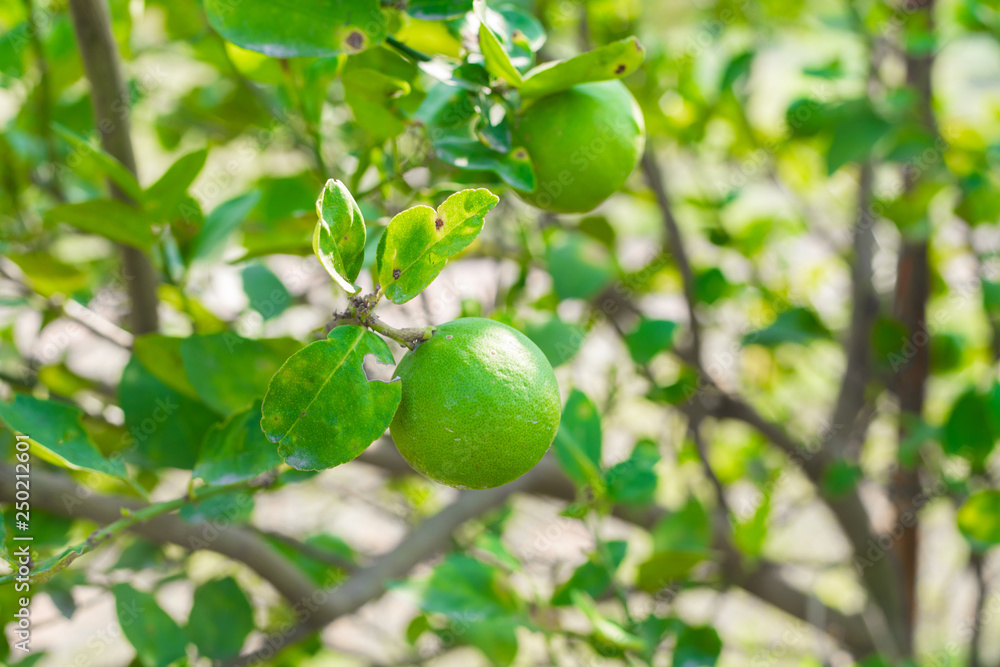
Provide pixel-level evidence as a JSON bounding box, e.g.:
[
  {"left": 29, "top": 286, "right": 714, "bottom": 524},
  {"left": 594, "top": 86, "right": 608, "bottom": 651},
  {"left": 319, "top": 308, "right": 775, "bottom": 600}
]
[
  {"left": 511, "top": 80, "right": 646, "bottom": 214},
  {"left": 261, "top": 181, "right": 561, "bottom": 489},
  {"left": 389, "top": 318, "right": 562, "bottom": 489}
]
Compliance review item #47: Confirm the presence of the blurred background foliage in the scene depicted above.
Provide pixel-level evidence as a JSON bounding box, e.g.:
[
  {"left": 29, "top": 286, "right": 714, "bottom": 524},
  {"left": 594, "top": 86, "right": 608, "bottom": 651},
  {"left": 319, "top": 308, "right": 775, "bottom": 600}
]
[{"left": 1, "top": 0, "right": 1000, "bottom": 665}]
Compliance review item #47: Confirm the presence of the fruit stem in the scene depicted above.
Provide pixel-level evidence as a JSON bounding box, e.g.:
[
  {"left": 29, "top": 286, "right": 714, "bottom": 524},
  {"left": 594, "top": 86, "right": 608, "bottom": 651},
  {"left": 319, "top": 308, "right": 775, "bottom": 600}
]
[{"left": 329, "top": 292, "right": 435, "bottom": 350}]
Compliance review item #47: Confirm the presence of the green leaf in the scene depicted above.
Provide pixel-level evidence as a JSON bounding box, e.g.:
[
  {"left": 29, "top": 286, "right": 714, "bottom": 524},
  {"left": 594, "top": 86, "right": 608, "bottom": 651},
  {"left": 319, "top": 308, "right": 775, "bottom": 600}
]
[
  {"left": 407, "top": 0, "right": 473, "bottom": 19},
  {"left": 821, "top": 459, "right": 863, "bottom": 498},
  {"left": 605, "top": 439, "right": 660, "bottom": 505},
  {"left": 392, "top": 553, "right": 525, "bottom": 666},
  {"left": 261, "top": 326, "right": 401, "bottom": 470},
  {"left": 546, "top": 232, "right": 615, "bottom": 301},
  {"left": 113, "top": 584, "right": 187, "bottom": 667},
  {"left": 742, "top": 307, "right": 832, "bottom": 347},
  {"left": 626, "top": 319, "right": 677, "bottom": 364},
  {"left": 523, "top": 315, "right": 584, "bottom": 367},
  {"left": 119, "top": 356, "right": 221, "bottom": 470},
  {"left": 189, "top": 191, "right": 262, "bottom": 263},
  {"left": 694, "top": 267, "right": 731, "bottom": 305},
  {"left": 187, "top": 577, "right": 254, "bottom": 660},
  {"left": 553, "top": 389, "right": 603, "bottom": 487},
  {"left": 181, "top": 334, "right": 301, "bottom": 415},
  {"left": 943, "top": 389, "right": 996, "bottom": 467},
  {"left": 571, "top": 590, "right": 646, "bottom": 652},
  {"left": 0, "top": 395, "right": 127, "bottom": 479},
  {"left": 551, "top": 540, "right": 627, "bottom": 605},
  {"left": 826, "top": 102, "right": 890, "bottom": 174},
  {"left": 479, "top": 21, "right": 523, "bottom": 86},
  {"left": 145, "top": 148, "right": 208, "bottom": 221},
  {"left": 958, "top": 490, "right": 1000, "bottom": 548},
  {"left": 52, "top": 123, "right": 144, "bottom": 203},
  {"left": 6, "top": 252, "right": 90, "bottom": 297},
  {"left": 519, "top": 37, "right": 645, "bottom": 99},
  {"left": 242, "top": 263, "right": 291, "bottom": 321},
  {"left": 377, "top": 188, "right": 498, "bottom": 304},
  {"left": 312, "top": 179, "right": 366, "bottom": 294},
  {"left": 133, "top": 335, "right": 201, "bottom": 400},
  {"left": 672, "top": 625, "right": 722, "bottom": 667},
  {"left": 637, "top": 499, "right": 712, "bottom": 590},
  {"left": 44, "top": 200, "right": 154, "bottom": 250},
  {"left": 205, "top": 0, "right": 387, "bottom": 57},
  {"left": 194, "top": 403, "right": 282, "bottom": 485},
  {"left": 433, "top": 129, "right": 536, "bottom": 191}
]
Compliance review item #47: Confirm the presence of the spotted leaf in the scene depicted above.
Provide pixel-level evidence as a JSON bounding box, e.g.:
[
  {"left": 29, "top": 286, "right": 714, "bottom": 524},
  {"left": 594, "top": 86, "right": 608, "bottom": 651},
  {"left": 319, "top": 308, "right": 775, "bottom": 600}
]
[
  {"left": 376, "top": 188, "right": 499, "bottom": 304},
  {"left": 519, "top": 37, "right": 645, "bottom": 99}
]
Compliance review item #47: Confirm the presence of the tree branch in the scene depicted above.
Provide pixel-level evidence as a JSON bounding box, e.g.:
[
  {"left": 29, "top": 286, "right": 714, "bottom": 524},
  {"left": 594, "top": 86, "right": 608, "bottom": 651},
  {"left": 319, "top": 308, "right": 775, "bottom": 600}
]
[
  {"left": 68, "top": 0, "right": 159, "bottom": 335},
  {"left": 641, "top": 148, "right": 702, "bottom": 363}
]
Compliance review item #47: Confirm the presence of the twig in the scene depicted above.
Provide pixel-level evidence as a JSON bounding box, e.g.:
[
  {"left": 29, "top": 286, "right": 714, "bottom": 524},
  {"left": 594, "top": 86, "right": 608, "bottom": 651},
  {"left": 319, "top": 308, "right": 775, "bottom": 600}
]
[
  {"left": 67, "top": 0, "right": 159, "bottom": 334},
  {"left": 225, "top": 476, "right": 530, "bottom": 666},
  {"left": 327, "top": 291, "right": 435, "bottom": 350},
  {"left": 640, "top": 148, "right": 702, "bottom": 364},
  {"left": 279, "top": 58, "right": 328, "bottom": 181},
  {"left": 828, "top": 160, "right": 877, "bottom": 457},
  {"left": 0, "top": 480, "right": 247, "bottom": 585},
  {"left": 385, "top": 35, "right": 433, "bottom": 63}
]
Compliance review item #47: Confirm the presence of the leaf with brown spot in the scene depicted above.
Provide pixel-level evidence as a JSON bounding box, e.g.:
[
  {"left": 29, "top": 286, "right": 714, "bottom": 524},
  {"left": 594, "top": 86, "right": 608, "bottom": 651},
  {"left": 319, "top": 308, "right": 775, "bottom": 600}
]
[
  {"left": 375, "top": 189, "right": 499, "bottom": 304},
  {"left": 519, "top": 37, "right": 645, "bottom": 99}
]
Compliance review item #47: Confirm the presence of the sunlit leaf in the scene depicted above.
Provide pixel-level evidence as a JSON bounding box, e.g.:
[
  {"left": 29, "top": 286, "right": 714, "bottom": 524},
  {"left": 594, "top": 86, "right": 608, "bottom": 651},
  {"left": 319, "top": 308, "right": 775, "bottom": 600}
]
[
  {"left": 261, "top": 326, "right": 401, "bottom": 470},
  {"left": 519, "top": 37, "right": 644, "bottom": 99},
  {"left": 312, "top": 179, "right": 366, "bottom": 293},
  {"left": 377, "top": 188, "right": 498, "bottom": 304}
]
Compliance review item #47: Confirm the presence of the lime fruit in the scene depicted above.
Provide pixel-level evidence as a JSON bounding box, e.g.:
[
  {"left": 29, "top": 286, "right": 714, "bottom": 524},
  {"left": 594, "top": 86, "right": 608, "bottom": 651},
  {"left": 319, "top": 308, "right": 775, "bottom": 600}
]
[
  {"left": 511, "top": 80, "right": 645, "bottom": 214},
  {"left": 389, "top": 317, "right": 562, "bottom": 489}
]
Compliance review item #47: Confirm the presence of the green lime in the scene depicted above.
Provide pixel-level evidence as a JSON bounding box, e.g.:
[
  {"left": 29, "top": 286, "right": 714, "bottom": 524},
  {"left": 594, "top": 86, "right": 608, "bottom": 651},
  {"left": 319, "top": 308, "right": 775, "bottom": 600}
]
[
  {"left": 512, "top": 80, "right": 646, "bottom": 214},
  {"left": 389, "top": 317, "right": 561, "bottom": 489}
]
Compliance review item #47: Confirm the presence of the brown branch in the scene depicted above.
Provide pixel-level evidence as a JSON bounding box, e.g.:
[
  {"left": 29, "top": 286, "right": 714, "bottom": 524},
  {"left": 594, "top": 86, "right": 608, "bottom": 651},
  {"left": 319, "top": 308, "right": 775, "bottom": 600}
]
[
  {"left": 68, "top": 0, "right": 159, "bottom": 335},
  {"left": 359, "top": 443, "right": 878, "bottom": 657},
  {"left": 829, "top": 160, "right": 878, "bottom": 458},
  {"left": 227, "top": 476, "right": 529, "bottom": 665},
  {"left": 889, "top": 0, "right": 938, "bottom": 652},
  {"left": 641, "top": 148, "right": 702, "bottom": 363},
  {"left": 0, "top": 463, "right": 319, "bottom": 606}
]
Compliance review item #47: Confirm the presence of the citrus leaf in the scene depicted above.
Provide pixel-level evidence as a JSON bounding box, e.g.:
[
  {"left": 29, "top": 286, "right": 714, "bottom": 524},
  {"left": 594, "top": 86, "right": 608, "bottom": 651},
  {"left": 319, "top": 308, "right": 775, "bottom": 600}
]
[
  {"left": 553, "top": 389, "right": 603, "bottom": 488},
  {"left": 261, "top": 326, "right": 401, "bottom": 470},
  {"left": 145, "top": 148, "right": 208, "bottom": 221},
  {"left": 407, "top": 0, "right": 473, "bottom": 19},
  {"left": 205, "top": 0, "right": 387, "bottom": 58},
  {"left": 519, "top": 37, "right": 645, "bottom": 99},
  {"left": 44, "top": 200, "right": 154, "bottom": 250},
  {"left": 119, "top": 356, "right": 221, "bottom": 470},
  {"left": 312, "top": 179, "right": 366, "bottom": 294},
  {"left": 187, "top": 577, "right": 254, "bottom": 660},
  {"left": 433, "top": 130, "right": 536, "bottom": 191},
  {"left": 133, "top": 335, "right": 201, "bottom": 400},
  {"left": 479, "top": 21, "right": 523, "bottom": 86},
  {"left": 626, "top": 319, "right": 677, "bottom": 364},
  {"left": 523, "top": 315, "right": 584, "bottom": 367},
  {"left": 551, "top": 541, "right": 627, "bottom": 605},
  {"left": 113, "top": 584, "right": 187, "bottom": 667},
  {"left": 52, "top": 123, "right": 143, "bottom": 203},
  {"left": 194, "top": 403, "right": 282, "bottom": 485},
  {"left": 605, "top": 439, "right": 660, "bottom": 505},
  {"left": 0, "top": 395, "right": 127, "bottom": 479},
  {"left": 673, "top": 625, "right": 722, "bottom": 667},
  {"left": 377, "top": 188, "right": 498, "bottom": 304},
  {"left": 958, "top": 490, "right": 1000, "bottom": 548},
  {"left": 189, "top": 191, "right": 261, "bottom": 263},
  {"left": 241, "top": 263, "right": 291, "bottom": 321},
  {"left": 180, "top": 334, "right": 301, "bottom": 416}
]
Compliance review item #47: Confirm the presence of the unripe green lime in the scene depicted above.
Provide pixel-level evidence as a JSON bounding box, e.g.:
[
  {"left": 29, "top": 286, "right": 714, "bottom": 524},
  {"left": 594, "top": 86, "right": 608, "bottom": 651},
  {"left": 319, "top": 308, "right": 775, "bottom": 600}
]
[
  {"left": 512, "top": 80, "right": 646, "bottom": 214},
  {"left": 389, "top": 318, "right": 561, "bottom": 489}
]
